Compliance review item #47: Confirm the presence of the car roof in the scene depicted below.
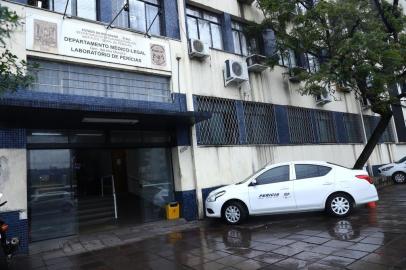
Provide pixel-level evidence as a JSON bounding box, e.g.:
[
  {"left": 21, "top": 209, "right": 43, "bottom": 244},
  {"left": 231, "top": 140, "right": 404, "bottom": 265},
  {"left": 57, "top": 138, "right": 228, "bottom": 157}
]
[{"left": 264, "top": 160, "right": 330, "bottom": 169}]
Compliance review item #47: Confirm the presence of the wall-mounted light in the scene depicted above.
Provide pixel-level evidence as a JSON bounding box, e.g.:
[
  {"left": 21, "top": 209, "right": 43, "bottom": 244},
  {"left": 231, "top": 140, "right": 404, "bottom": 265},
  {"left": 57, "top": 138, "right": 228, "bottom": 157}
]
[{"left": 82, "top": 117, "right": 139, "bottom": 125}]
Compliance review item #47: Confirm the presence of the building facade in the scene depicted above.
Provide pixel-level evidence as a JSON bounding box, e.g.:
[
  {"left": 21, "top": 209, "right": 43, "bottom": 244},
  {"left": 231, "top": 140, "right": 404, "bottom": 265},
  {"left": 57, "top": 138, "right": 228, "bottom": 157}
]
[{"left": 0, "top": 0, "right": 405, "bottom": 252}]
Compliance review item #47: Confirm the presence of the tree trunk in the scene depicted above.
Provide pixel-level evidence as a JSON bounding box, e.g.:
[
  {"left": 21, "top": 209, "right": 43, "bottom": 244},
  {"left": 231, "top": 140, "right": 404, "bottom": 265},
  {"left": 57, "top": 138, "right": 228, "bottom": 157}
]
[{"left": 353, "top": 111, "right": 393, "bottom": 170}]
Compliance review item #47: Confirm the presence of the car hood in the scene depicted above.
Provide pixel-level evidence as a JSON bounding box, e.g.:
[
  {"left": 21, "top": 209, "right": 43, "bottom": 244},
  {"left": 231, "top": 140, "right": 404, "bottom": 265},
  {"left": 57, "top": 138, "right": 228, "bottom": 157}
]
[
  {"left": 207, "top": 183, "right": 243, "bottom": 198},
  {"left": 379, "top": 163, "right": 395, "bottom": 169}
]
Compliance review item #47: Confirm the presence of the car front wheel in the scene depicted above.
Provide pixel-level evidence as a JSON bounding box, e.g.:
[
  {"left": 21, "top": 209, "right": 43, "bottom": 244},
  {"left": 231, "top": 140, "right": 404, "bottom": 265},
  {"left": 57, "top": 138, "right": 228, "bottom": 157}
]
[
  {"left": 392, "top": 172, "right": 406, "bottom": 184},
  {"left": 326, "top": 193, "right": 353, "bottom": 217},
  {"left": 222, "top": 201, "right": 247, "bottom": 225}
]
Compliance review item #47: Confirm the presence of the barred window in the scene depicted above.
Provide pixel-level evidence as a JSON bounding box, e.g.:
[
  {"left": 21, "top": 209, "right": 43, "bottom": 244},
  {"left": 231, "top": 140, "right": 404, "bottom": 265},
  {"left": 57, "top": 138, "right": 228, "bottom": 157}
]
[
  {"left": 364, "top": 116, "right": 395, "bottom": 143},
  {"left": 343, "top": 113, "right": 363, "bottom": 143},
  {"left": 194, "top": 96, "right": 239, "bottom": 145},
  {"left": 243, "top": 102, "right": 278, "bottom": 144},
  {"left": 287, "top": 107, "right": 315, "bottom": 144},
  {"left": 314, "top": 110, "right": 336, "bottom": 143}
]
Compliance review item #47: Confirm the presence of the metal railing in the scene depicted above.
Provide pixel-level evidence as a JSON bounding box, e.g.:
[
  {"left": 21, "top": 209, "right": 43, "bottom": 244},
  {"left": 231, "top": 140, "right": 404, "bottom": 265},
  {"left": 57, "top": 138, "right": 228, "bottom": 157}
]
[{"left": 100, "top": 175, "right": 118, "bottom": 219}]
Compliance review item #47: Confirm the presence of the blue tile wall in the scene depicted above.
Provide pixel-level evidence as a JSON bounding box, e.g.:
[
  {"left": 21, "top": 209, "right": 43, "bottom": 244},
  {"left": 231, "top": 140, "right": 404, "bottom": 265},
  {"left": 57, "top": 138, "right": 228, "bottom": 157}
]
[
  {"left": 235, "top": 101, "right": 247, "bottom": 144},
  {"left": 0, "top": 129, "right": 26, "bottom": 149},
  {"left": 221, "top": 13, "right": 235, "bottom": 53},
  {"left": 175, "top": 190, "right": 197, "bottom": 221},
  {"left": 274, "top": 105, "right": 290, "bottom": 144},
  {"left": 162, "top": 0, "right": 181, "bottom": 39},
  {"left": 0, "top": 91, "right": 188, "bottom": 114},
  {"left": 0, "top": 211, "right": 28, "bottom": 254},
  {"left": 176, "top": 125, "right": 190, "bottom": 146}
]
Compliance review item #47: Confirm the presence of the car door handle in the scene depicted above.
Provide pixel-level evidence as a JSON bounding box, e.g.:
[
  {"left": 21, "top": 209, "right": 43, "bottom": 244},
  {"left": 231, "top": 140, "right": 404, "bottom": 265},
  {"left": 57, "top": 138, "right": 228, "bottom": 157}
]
[
  {"left": 280, "top": 187, "right": 289, "bottom": 190},
  {"left": 323, "top": 182, "right": 333, "bottom": 185}
]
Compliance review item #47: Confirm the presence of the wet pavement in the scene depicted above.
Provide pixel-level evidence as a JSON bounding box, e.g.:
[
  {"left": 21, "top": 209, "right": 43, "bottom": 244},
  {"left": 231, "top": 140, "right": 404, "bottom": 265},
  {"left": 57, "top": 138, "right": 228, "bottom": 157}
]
[{"left": 10, "top": 185, "right": 406, "bottom": 269}]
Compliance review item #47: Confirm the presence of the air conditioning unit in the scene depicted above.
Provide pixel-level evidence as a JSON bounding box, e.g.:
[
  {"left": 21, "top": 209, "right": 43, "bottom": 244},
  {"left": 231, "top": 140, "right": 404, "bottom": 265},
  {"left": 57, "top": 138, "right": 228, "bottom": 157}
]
[
  {"left": 315, "top": 89, "right": 332, "bottom": 105},
  {"left": 246, "top": 54, "right": 268, "bottom": 73},
  {"left": 224, "top": 60, "right": 249, "bottom": 86},
  {"left": 189, "top": 39, "right": 209, "bottom": 59},
  {"left": 238, "top": 0, "right": 255, "bottom": 5}
]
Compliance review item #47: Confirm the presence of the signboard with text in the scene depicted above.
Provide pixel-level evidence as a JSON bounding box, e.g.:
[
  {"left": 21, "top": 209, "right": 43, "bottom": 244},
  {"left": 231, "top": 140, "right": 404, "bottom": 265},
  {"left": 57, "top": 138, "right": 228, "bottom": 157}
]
[{"left": 26, "top": 15, "right": 171, "bottom": 71}]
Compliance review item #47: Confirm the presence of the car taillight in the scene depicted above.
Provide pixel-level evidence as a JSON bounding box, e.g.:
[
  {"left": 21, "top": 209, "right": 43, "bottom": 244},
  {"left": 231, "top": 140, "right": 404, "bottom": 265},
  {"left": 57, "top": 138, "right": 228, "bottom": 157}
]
[
  {"left": 0, "top": 224, "right": 8, "bottom": 233},
  {"left": 356, "top": 175, "right": 374, "bottom": 184}
]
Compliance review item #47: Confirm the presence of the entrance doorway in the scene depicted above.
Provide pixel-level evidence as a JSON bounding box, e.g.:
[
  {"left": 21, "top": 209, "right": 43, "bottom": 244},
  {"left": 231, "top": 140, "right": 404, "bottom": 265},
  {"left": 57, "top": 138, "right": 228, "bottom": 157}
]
[{"left": 28, "top": 148, "right": 175, "bottom": 242}]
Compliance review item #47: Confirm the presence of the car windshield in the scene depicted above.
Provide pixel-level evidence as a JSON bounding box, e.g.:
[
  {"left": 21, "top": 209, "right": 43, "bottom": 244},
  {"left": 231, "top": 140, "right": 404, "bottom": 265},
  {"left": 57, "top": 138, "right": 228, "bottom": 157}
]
[
  {"left": 395, "top": 156, "right": 406, "bottom": 164},
  {"left": 236, "top": 165, "right": 268, "bottom": 184}
]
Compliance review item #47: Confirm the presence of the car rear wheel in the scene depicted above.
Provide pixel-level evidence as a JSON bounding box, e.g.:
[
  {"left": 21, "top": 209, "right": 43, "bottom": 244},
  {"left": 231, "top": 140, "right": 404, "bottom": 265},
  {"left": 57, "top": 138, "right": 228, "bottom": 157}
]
[
  {"left": 392, "top": 172, "right": 406, "bottom": 184},
  {"left": 326, "top": 193, "right": 353, "bottom": 217},
  {"left": 222, "top": 201, "right": 247, "bottom": 225}
]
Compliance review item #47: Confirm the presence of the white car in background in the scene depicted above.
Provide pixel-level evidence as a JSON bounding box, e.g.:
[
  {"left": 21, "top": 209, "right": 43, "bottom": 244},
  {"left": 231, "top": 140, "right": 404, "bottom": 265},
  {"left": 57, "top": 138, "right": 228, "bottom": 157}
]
[
  {"left": 205, "top": 161, "right": 379, "bottom": 224},
  {"left": 378, "top": 156, "right": 406, "bottom": 184}
]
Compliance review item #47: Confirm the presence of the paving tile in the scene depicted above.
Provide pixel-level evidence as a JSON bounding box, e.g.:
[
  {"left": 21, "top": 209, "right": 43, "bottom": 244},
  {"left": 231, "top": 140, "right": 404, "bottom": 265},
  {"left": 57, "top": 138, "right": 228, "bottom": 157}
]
[
  {"left": 322, "top": 240, "right": 354, "bottom": 248},
  {"left": 252, "top": 252, "right": 287, "bottom": 264},
  {"left": 274, "top": 257, "right": 310, "bottom": 269},
  {"left": 346, "top": 260, "right": 396, "bottom": 270},
  {"left": 192, "top": 261, "right": 227, "bottom": 270},
  {"left": 302, "top": 236, "right": 330, "bottom": 244},
  {"left": 332, "top": 249, "right": 369, "bottom": 259},
  {"left": 318, "top": 255, "right": 355, "bottom": 267},
  {"left": 293, "top": 251, "right": 328, "bottom": 262},
  {"left": 215, "top": 255, "right": 247, "bottom": 266},
  {"left": 251, "top": 243, "right": 281, "bottom": 252},
  {"left": 347, "top": 243, "right": 381, "bottom": 252},
  {"left": 271, "top": 246, "right": 303, "bottom": 256},
  {"left": 233, "top": 259, "right": 269, "bottom": 270}
]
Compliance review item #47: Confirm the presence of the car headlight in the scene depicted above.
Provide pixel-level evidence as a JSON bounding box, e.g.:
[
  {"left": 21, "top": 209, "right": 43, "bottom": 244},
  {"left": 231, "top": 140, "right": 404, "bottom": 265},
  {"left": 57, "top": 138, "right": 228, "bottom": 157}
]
[
  {"left": 207, "top": 191, "right": 226, "bottom": 202},
  {"left": 381, "top": 166, "right": 394, "bottom": 172}
]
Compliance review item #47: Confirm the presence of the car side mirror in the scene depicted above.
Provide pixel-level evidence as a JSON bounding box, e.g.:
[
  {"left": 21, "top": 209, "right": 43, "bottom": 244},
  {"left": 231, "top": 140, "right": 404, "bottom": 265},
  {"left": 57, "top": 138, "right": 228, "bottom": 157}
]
[{"left": 249, "top": 179, "right": 257, "bottom": 187}]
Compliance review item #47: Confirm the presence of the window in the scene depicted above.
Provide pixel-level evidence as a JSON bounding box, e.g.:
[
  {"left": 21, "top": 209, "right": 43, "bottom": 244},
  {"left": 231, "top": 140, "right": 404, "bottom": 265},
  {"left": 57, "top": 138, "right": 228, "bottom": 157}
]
[
  {"left": 28, "top": 58, "right": 171, "bottom": 102},
  {"left": 295, "top": 164, "right": 332, "bottom": 180},
  {"left": 256, "top": 166, "right": 290, "bottom": 185},
  {"left": 305, "top": 53, "right": 320, "bottom": 73},
  {"left": 364, "top": 116, "right": 395, "bottom": 143},
  {"left": 278, "top": 49, "right": 297, "bottom": 68},
  {"left": 109, "top": 0, "right": 161, "bottom": 35},
  {"left": 243, "top": 102, "right": 278, "bottom": 144},
  {"left": 194, "top": 96, "right": 239, "bottom": 145},
  {"left": 287, "top": 107, "right": 316, "bottom": 144},
  {"left": 232, "top": 21, "right": 248, "bottom": 56},
  {"left": 129, "top": 0, "right": 161, "bottom": 35},
  {"left": 186, "top": 7, "right": 223, "bottom": 50},
  {"left": 314, "top": 110, "right": 336, "bottom": 143},
  {"left": 343, "top": 113, "right": 363, "bottom": 143},
  {"left": 29, "top": 1, "right": 96, "bottom": 20}
]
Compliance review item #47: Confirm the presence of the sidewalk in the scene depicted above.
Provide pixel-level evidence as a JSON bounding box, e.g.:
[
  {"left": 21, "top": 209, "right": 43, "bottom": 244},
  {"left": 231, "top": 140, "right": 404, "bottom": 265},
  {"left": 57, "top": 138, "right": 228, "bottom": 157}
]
[{"left": 29, "top": 219, "right": 201, "bottom": 260}]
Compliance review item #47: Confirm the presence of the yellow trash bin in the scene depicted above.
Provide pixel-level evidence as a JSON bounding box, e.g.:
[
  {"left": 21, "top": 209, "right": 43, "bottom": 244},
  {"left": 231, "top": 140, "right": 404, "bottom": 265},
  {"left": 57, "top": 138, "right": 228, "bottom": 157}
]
[{"left": 165, "top": 202, "right": 180, "bottom": 220}]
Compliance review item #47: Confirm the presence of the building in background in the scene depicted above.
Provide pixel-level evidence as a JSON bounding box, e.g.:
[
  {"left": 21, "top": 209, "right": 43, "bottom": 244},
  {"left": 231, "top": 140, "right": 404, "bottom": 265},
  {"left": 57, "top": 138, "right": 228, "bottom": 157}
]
[{"left": 0, "top": 0, "right": 405, "bottom": 252}]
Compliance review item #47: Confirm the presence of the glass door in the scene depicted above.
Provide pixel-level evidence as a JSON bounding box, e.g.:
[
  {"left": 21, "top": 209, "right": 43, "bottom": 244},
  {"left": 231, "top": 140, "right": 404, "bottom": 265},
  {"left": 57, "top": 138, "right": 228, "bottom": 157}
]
[{"left": 28, "top": 149, "right": 78, "bottom": 242}]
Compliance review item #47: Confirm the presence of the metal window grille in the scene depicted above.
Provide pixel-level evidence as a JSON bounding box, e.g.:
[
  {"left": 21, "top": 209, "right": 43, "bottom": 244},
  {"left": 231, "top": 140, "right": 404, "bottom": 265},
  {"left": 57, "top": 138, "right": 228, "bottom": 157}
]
[
  {"left": 314, "top": 110, "right": 336, "bottom": 143},
  {"left": 343, "top": 113, "right": 364, "bottom": 143},
  {"left": 287, "top": 107, "right": 316, "bottom": 144},
  {"left": 243, "top": 102, "right": 278, "bottom": 145},
  {"left": 364, "top": 116, "right": 395, "bottom": 143},
  {"left": 194, "top": 96, "right": 239, "bottom": 145}
]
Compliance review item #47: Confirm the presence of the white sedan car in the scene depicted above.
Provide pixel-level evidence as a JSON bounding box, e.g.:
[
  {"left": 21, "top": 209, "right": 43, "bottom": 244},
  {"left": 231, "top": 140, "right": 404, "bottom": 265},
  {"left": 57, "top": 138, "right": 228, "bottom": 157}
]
[
  {"left": 206, "top": 161, "right": 379, "bottom": 224},
  {"left": 378, "top": 156, "right": 406, "bottom": 184}
]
